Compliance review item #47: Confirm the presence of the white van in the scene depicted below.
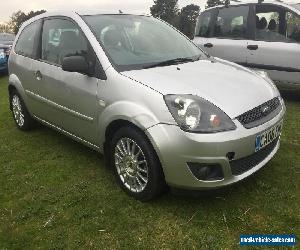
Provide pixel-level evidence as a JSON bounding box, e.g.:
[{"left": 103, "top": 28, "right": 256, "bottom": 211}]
[{"left": 193, "top": 0, "right": 300, "bottom": 89}]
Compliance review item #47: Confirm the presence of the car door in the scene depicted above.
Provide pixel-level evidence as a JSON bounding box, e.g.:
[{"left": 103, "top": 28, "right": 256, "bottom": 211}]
[
  {"left": 194, "top": 5, "right": 251, "bottom": 65},
  {"left": 30, "top": 17, "right": 103, "bottom": 145},
  {"left": 194, "top": 9, "right": 216, "bottom": 52},
  {"left": 246, "top": 3, "right": 300, "bottom": 85},
  {"left": 10, "top": 20, "right": 42, "bottom": 109}
]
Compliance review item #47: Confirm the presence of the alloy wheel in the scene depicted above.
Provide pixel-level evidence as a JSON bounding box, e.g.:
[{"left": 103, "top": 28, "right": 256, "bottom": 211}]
[{"left": 114, "top": 137, "right": 149, "bottom": 193}]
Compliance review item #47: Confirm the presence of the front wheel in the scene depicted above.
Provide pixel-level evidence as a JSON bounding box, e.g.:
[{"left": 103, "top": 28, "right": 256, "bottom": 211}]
[{"left": 110, "top": 126, "right": 165, "bottom": 201}]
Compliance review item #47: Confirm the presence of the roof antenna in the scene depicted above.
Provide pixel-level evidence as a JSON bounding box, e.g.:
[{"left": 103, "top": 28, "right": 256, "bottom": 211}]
[
  {"left": 258, "top": 0, "right": 264, "bottom": 4},
  {"left": 119, "top": 10, "right": 123, "bottom": 14}
]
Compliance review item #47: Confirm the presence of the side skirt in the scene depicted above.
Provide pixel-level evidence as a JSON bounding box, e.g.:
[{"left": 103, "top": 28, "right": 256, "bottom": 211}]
[{"left": 33, "top": 115, "right": 101, "bottom": 153}]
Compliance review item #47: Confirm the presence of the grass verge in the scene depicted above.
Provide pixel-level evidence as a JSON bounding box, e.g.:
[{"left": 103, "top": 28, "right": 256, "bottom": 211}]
[{"left": 0, "top": 76, "right": 299, "bottom": 249}]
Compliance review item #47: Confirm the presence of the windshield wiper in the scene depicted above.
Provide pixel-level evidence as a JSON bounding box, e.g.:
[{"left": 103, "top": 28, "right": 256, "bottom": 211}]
[{"left": 143, "top": 57, "right": 196, "bottom": 69}]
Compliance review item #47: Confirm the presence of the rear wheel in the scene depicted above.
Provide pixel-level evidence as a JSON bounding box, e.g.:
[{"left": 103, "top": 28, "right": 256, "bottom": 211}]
[
  {"left": 110, "top": 126, "right": 165, "bottom": 201},
  {"left": 10, "top": 90, "right": 35, "bottom": 130}
]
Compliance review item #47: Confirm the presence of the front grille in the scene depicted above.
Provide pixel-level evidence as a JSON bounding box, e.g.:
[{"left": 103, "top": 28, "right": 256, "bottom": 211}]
[
  {"left": 237, "top": 97, "right": 281, "bottom": 129},
  {"left": 230, "top": 138, "right": 278, "bottom": 176}
]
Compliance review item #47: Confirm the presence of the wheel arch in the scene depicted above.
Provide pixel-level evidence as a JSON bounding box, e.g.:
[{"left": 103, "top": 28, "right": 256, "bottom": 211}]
[
  {"left": 8, "top": 74, "right": 28, "bottom": 108},
  {"left": 102, "top": 118, "right": 164, "bottom": 173},
  {"left": 103, "top": 119, "right": 148, "bottom": 156}
]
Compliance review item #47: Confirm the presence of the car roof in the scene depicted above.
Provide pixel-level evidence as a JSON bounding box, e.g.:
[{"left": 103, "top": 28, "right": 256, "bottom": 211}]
[
  {"left": 18, "top": 10, "right": 150, "bottom": 34},
  {"left": 24, "top": 10, "right": 148, "bottom": 20},
  {"left": 205, "top": 0, "right": 300, "bottom": 11},
  {"left": 77, "top": 10, "right": 150, "bottom": 16}
]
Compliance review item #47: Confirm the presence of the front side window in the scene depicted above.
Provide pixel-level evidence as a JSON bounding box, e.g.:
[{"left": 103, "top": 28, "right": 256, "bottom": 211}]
[
  {"left": 15, "top": 21, "right": 40, "bottom": 58},
  {"left": 286, "top": 11, "right": 300, "bottom": 43},
  {"left": 41, "top": 18, "right": 90, "bottom": 66},
  {"left": 213, "top": 6, "right": 249, "bottom": 39},
  {"left": 196, "top": 11, "right": 212, "bottom": 37},
  {"left": 83, "top": 15, "right": 205, "bottom": 71}
]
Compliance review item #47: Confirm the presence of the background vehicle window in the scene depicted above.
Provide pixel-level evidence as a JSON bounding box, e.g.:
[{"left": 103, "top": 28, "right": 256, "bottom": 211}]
[
  {"left": 196, "top": 11, "right": 212, "bottom": 37},
  {"left": 255, "top": 5, "right": 300, "bottom": 43},
  {"left": 42, "top": 19, "right": 89, "bottom": 66},
  {"left": 14, "top": 21, "right": 40, "bottom": 58},
  {"left": 255, "top": 6, "right": 286, "bottom": 42},
  {"left": 286, "top": 11, "right": 300, "bottom": 43},
  {"left": 213, "top": 6, "right": 249, "bottom": 39}
]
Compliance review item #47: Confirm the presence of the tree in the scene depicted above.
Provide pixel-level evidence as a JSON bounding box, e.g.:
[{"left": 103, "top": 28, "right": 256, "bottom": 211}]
[
  {"left": 0, "top": 23, "right": 13, "bottom": 33},
  {"left": 178, "top": 4, "right": 201, "bottom": 39},
  {"left": 150, "top": 0, "right": 179, "bottom": 26},
  {"left": 206, "top": 0, "right": 229, "bottom": 9},
  {"left": 9, "top": 10, "right": 46, "bottom": 34}
]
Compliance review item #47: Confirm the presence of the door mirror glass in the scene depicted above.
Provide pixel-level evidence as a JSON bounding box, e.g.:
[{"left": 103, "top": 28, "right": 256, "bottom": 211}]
[{"left": 62, "top": 55, "right": 89, "bottom": 74}]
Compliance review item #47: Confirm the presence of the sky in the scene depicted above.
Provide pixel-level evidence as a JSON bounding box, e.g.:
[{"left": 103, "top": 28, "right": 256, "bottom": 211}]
[
  {"left": 0, "top": 0, "right": 207, "bottom": 23},
  {"left": 1, "top": 0, "right": 299, "bottom": 23}
]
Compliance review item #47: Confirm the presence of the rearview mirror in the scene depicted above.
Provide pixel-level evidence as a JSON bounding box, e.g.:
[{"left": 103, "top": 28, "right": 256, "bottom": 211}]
[{"left": 62, "top": 55, "right": 89, "bottom": 74}]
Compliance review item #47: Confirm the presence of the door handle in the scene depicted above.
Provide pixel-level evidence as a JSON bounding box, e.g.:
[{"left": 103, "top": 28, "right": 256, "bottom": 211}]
[
  {"left": 247, "top": 45, "right": 258, "bottom": 50},
  {"left": 35, "top": 70, "right": 42, "bottom": 81},
  {"left": 204, "top": 43, "right": 213, "bottom": 48}
]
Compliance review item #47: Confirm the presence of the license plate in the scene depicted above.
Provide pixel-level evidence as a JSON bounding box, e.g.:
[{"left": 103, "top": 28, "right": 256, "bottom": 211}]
[{"left": 255, "top": 121, "right": 283, "bottom": 152}]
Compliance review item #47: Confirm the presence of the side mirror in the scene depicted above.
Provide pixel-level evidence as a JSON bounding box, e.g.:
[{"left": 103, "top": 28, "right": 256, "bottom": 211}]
[{"left": 62, "top": 55, "right": 89, "bottom": 74}]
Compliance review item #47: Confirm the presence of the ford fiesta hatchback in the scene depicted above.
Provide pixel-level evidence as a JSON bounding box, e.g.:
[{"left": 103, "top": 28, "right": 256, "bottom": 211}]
[{"left": 8, "top": 11, "right": 285, "bottom": 201}]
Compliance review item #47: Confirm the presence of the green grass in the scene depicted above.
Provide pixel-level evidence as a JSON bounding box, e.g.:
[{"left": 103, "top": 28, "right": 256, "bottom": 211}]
[{"left": 0, "top": 75, "right": 299, "bottom": 249}]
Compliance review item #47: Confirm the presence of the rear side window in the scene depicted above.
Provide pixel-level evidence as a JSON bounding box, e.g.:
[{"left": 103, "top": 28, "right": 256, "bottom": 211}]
[
  {"left": 41, "top": 18, "right": 89, "bottom": 66},
  {"left": 286, "top": 11, "right": 300, "bottom": 43},
  {"left": 254, "top": 4, "right": 300, "bottom": 43},
  {"left": 255, "top": 5, "right": 286, "bottom": 42},
  {"left": 196, "top": 11, "right": 212, "bottom": 37},
  {"left": 213, "top": 6, "right": 249, "bottom": 39},
  {"left": 15, "top": 21, "right": 40, "bottom": 58}
]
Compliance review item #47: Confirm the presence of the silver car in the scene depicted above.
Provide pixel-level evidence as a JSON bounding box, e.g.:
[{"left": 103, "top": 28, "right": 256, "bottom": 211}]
[
  {"left": 8, "top": 11, "right": 285, "bottom": 201},
  {"left": 193, "top": 0, "right": 300, "bottom": 89}
]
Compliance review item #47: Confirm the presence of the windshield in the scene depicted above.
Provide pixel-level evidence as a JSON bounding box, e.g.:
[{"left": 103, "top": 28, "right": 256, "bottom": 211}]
[
  {"left": 82, "top": 15, "right": 205, "bottom": 71},
  {"left": 292, "top": 4, "right": 300, "bottom": 11},
  {"left": 0, "top": 33, "right": 15, "bottom": 42}
]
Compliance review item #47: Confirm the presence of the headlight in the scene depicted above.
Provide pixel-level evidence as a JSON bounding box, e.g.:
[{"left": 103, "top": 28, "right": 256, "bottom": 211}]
[{"left": 164, "top": 95, "right": 236, "bottom": 133}]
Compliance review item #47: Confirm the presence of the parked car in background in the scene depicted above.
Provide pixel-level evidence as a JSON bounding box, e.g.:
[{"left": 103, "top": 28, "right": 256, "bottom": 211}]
[
  {"left": 194, "top": 0, "right": 300, "bottom": 89},
  {"left": 0, "top": 33, "right": 15, "bottom": 46},
  {"left": 0, "top": 44, "right": 10, "bottom": 73},
  {"left": 0, "top": 33, "right": 15, "bottom": 73},
  {"left": 8, "top": 12, "right": 285, "bottom": 200}
]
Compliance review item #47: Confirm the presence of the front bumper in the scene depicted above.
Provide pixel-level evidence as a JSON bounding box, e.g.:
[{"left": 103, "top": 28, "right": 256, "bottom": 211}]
[{"left": 145, "top": 101, "right": 286, "bottom": 190}]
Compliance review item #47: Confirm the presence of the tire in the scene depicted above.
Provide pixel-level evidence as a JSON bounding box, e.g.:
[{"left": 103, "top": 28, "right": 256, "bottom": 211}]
[
  {"left": 109, "top": 126, "right": 165, "bottom": 201},
  {"left": 10, "top": 90, "right": 35, "bottom": 130}
]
